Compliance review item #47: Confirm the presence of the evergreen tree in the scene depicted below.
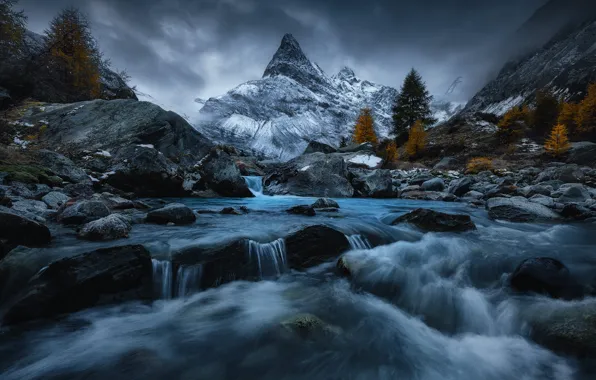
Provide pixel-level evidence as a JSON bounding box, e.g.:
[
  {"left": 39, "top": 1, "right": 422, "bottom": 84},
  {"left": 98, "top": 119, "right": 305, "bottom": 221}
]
[
  {"left": 544, "top": 124, "right": 571, "bottom": 157},
  {"left": 405, "top": 120, "right": 427, "bottom": 158},
  {"left": 558, "top": 102, "right": 579, "bottom": 137},
  {"left": 352, "top": 108, "right": 378, "bottom": 145},
  {"left": 392, "top": 69, "right": 436, "bottom": 144},
  {"left": 576, "top": 83, "right": 596, "bottom": 138},
  {"left": 532, "top": 89, "right": 559, "bottom": 137},
  {"left": 44, "top": 7, "right": 102, "bottom": 99},
  {"left": 0, "top": 0, "right": 26, "bottom": 59}
]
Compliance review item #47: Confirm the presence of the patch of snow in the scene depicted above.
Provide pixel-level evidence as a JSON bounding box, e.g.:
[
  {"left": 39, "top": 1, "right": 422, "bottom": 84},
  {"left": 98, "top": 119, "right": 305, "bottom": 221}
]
[
  {"left": 100, "top": 171, "right": 116, "bottom": 180},
  {"left": 13, "top": 136, "right": 29, "bottom": 149},
  {"left": 483, "top": 95, "right": 525, "bottom": 116},
  {"left": 137, "top": 144, "right": 155, "bottom": 149},
  {"left": 299, "top": 165, "right": 311, "bottom": 172},
  {"left": 10, "top": 120, "right": 34, "bottom": 127},
  {"left": 474, "top": 120, "right": 498, "bottom": 133},
  {"left": 94, "top": 150, "right": 112, "bottom": 157},
  {"left": 67, "top": 105, "right": 85, "bottom": 115},
  {"left": 88, "top": 175, "right": 100, "bottom": 183},
  {"left": 518, "top": 138, "right": 542, "bottom": 153},
  {"left": 348, "top": 154, "right": 383, "bottom": 168},
  {"left": 233, "top": 84, "right": 260, "bottom": 96}
]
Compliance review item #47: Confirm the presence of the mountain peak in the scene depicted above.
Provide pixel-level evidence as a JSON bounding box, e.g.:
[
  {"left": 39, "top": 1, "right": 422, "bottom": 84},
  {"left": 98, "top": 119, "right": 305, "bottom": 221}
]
[
  {"left": 335, "top": 66, "right": 357, "bottom": 82},
  {"left": 262, "top": 34, "right": 327, "bottom": 86}
]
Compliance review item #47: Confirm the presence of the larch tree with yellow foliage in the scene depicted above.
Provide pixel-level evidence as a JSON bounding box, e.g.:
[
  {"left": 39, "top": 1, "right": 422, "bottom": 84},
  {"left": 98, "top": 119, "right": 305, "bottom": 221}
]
[
  {"left": 497, "top": 105, "right": 530, "bottom": 143},
  {"left": 576, "top": 83, "right": 596, "bottom": 137},
  {"left": 558, "top": 102, "right": 579, "bottom": 137},
  {"left": 544, "top": 124, "right": 571, "bottom": 156},
  {"left": 44, "top": 7, "right": 102, "bottom": 100},
  {"left": 405, "top": 120, "right": 427, "bottom": 158},
  {"left": 352, "top": 108, "right": 378, "bottom": 145},
  {"left": 384, "top": 141, "right": 398, "bottom": 163}
]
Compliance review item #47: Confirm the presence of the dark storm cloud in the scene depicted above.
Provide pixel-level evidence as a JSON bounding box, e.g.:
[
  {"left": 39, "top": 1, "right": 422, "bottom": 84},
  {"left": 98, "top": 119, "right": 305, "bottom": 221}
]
[{"left": 18, "top": 0, "right": 546, "bottom": 114}]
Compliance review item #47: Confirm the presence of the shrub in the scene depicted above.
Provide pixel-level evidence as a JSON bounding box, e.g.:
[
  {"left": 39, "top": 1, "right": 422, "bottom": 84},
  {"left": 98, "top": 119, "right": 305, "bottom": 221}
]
[{"left": 466, "top": 157, "right": 493, "bottom": 174}]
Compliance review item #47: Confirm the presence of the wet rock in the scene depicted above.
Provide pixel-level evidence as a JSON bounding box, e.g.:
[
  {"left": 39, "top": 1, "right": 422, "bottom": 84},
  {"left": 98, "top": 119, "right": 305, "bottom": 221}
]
[
  {"left": 487, "top": 197, "right": 560, "bottom": 222},
  {"left": 11, "top": 200, "right": 48, "bottom": 216},
  {"left": 560, "top": 204, "right": 594, "bottom": 220},
  {"left": 0, "top": 211, "right": 51, "bottom": 247},
  {"left": 510, "top": 257, "right": 582, "bottom": 299},
  {"left": 146, "top": 203, "right": 196, "bottom": 225},
  {"left": 390, "top": 208, "right": 476, "bottom": 232},
  {"left": 94, "top": 193, "right": 136, "bottom": 210},
  {"left": 556, "top": 184, "right": 592, "bottom": 204},
  {"left": 280, "top": 313, "right": 341, "bottom": 340},
  {"left": 421, "top": 178, "right": 445, "bottom": 192},
  {"left": 77, "top": 214, "right": 132, "bottom": 241},
  {"left": 447, "top": 177, "right": 473, "bottom": 197},
  {"left": 2, "top": 245, "right": 153, "bottom": 325},
  {"left": 41, "top": 191, "right": 70, "bottom": 209},
  {"left": 198, "top": 148, "right": 254, "bottom": 198},
  {"left": 58, "top": 200, "right": 111, "bottom": 225},
  {"left": 285, "top": 225, "right": 350, "bottom": 269},
  {"left": 351, "top": 169, "right": 397, "bottom": 198},
  {"left": 286, "top": 205, "right": 316, "bottom": 216},
  {"left": 528, "top": 194, "right": 556, "bottom": 208},
  {"left": 36, "top": 149, "right": 90, "bottom": 184},
  {"left": 312, "top": 198, "right": 339, "bottom": 209},
  {"left": 220, "top": 207, "right": 242, "bottom": 215}
]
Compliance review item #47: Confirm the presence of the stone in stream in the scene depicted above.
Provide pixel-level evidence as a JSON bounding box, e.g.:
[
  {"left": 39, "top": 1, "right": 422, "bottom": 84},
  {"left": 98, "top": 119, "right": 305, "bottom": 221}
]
[
  {"left": 285, "top": 225, "right": 351, "bottom": 269},
  {"left": 220, "top": 207, "right": 242, "bottom": 215},
  {"left": 509, "top": 257, "right": 583, "bottom": 300},
  {"left": 57, "top": 200, "right": 111, "bottom": 225},
  {"left": 2, "top": 245, "right": 153, "bottom": 325},
  {"left": 312, "top": 198, "right": 339, "bottom": 209},
  {"left": 391, "top": 208, "right": 476, "bottom": 232},
  {"left": 0, "top": 211, "right": 52, "bottom": 247},
  {"left": 486, "top": 197, "right": 560, "bottom": 222},
  {"left": 77, "top": 214, "right": 132, "bottom": 241},
  {"left": 279, "top": 313, "right": 342, "bottom": 341},
  {"left": 286, "top": 205, "right": 316, "bottom": 216},
  {"left": 146, "top": 203, "right": 196, "bottom": 225}
]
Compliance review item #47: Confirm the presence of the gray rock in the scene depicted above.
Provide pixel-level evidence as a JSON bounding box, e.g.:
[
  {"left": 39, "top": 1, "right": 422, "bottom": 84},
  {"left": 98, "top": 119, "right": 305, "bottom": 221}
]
[
  {"left": 11, "top": 200, "right": 48, "bottom": 215},
  {"left": 409, "top": 173, "right": 435, "bottom": 186},
  {"left": 535, "top": 164, "right": 585, "bottom": 184},
  {"left": 433, "top": 157, "right": 459, "bottom": 170},
  {"left": 58, "top": 200, "right": 111, "bottom": 225},
  {"left": 568, "top": 141, "right": 596, "bottom": 166},
  {"left": 529, "top": 194, "right": 556, "bottom": 208},
  {"left": 146, "top": 203, "right": 196, "bottom": 225},
  {"left": 556, "top": 184, "right": 592, "bottom": 204},
  {"left": 285, "top": 225, "right": 351, "bottom": 270},
  {"left": 197, "top": 148, "right": 254, "bottom": 198},
  {"left": 351, "top": 169, "right": 397, "bottom": 198},
  {"left": 520, "top": 184, "right": 552, "bottom": 198},
  {"left": 36, "top": 150, "right": 90, "bottom": 184},
  {"left": 93, "top": 193, "right": 136, "bottom": 210},
  {"left": 42, "top": 191, "right": 70, "bottom": 209},
  {"left": 448, "top": 177, "right": 473, "bottom": 197},
  {"left": 391, "top": 208, "right": 476, "bottom": 232},
  {"left": 0, "top": 211, "right": 51, "bottom": 247},
  {"left": 462, "top": 190, "right": 484, "bottom": 200},
  {"left": 303, "top": 141, "right": 337, "bottom": 155},
  {"left": 312, "top": 198, "right": 339, "bottom": 209},
  {"left": 286, "top": 205, "right": 316, "bottom": 216},
  {"left": 63, "top": 182, "right": 95, "bottom": 198},
  {"left": 77, "top": 214, "right": 132, "bottom": 241},
  {"left": 421, "top": 177, "right": 445, "bottom": 192},
  {"left": 487, "top": 197, "right": 561, "bottom": 222}
]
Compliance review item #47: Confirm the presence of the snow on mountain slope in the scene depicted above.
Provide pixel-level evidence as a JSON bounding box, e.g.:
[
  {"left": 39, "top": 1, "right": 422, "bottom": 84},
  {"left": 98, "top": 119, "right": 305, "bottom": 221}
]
[{"left": 193, "top": 34, "right": 459, "bottom": 160}]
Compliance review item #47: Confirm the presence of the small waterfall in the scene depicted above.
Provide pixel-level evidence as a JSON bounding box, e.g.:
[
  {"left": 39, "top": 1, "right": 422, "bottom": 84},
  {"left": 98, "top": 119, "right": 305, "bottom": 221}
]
[
  {"left": 244, "top": 176, "right": 264, "bottom": 196},
  {"left": 176, "top": 265, "right": 203, "bottom": 297},
  {"left": 152, "top": 259, "right": 173, "bottom": 299},
  {"left": 248, "top": 239, "right": 287, "bottom": 279},
  {"left": 347, "top": 234, "right": 372, "bottom": 250}
]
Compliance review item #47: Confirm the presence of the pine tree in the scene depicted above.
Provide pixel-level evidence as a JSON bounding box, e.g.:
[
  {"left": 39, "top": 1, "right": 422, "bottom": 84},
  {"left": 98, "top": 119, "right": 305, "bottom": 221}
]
[
  {"left": 544, "top": 124, "right": 571, "bottom": 157},
  {"left": 532, "top": 89, "right": 559, "bottom": 137},
  {"left": 0, "top": 0, "right": 26, "bottom": 58},
  {"left": 44, "top": 7, "right": 102, "bottom": 99},
  {"left": 576, "top": 83, "right": 596, "bottom": 137},
  {"left": 352, "top": 108, "right": 378, "bottom": 145},
  {"left": 558, "top": 102, "right": 579, "bottom": 137},
  {"left": 392, "top": 69, "right": 436, "bottom": 144},
  {"left": 405, "top": 120, "right": 427, "bottom": 158}
]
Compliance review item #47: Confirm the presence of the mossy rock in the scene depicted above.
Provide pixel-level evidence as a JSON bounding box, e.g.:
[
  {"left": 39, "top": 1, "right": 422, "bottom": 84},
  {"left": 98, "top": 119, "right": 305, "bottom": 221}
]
[
  {"left": 280, "top": 313, "right": 342, "bottom": 340},
  {"left": 0, "top": 165, "right": 56, "bottom": 185}
]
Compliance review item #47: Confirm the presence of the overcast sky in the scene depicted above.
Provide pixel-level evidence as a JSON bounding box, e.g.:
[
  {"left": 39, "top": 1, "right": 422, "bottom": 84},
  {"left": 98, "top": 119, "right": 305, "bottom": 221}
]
[{"left": 18, "top": 0, "right": 546, "bottom": 116}]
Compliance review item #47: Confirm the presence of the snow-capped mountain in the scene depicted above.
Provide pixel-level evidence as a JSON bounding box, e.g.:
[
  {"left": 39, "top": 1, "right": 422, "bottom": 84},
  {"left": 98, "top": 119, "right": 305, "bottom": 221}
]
[
  {"left": 464, "top": 5, "right": 596, "bottom": 115},
  {"left": 193, "top": 34, "right": 459, "bottom": 160}
]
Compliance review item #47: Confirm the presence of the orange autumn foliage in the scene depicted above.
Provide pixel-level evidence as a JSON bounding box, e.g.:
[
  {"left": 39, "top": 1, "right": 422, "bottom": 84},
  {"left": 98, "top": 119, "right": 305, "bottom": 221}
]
[
  {"left": 352, "top": 108, "right": 378, "bottom": 145},
  {"left": 405, "top": 120, "right": 426, "bottom": 157},
  {"left": 544, "top": 124, "right": 571, "bottom": 157}
]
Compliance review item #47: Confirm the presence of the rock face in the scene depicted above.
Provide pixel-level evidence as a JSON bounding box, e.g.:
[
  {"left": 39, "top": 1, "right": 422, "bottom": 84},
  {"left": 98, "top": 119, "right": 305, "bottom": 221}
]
[
  {"left": 197, "top": 149, "right": 254, "bottom": 197},
  {"left": 77, "top": 214, "right": 132, "bottom": 241},
  {"left": 351, "top": 169, "right": 396, "bottom": 198},
  {"left": 58, "top": 200, "right": 111, "bottom": 225},
  {"left": 36, "top": 150, "right": 90, "bottom": 184},
  {"left": 193, "top": 34, "right": 457, "bottom": 160},
  {"left": 146, "top": 204, "right": 196, "bottom": 225},
  {"left": 2, "top": 245, "right": 153, "bottom": 325},
  {"left": 510, "top": 257, "right": 582, "bottom": 299},
  {"left": 0, "top": 211, "right": 51, "bottom": 247},
  {"left": 391, "top": 208, "right": 476, "bottom": 232},
  {"left": 264, "top": 153, "right": 354, "bottom": 197},
  {"left": 285, "top": 225, "right": 351, "bottom": 269},
  {"left": 486, "top": 197, "right": 561, "bottom": 222}
]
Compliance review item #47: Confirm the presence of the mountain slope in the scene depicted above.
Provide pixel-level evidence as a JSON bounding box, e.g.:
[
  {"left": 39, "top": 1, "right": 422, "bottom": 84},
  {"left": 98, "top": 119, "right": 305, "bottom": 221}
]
[
  {"left": 193, "top": 34, "right": 459, "bottom": 160},
  {"left": 465, "top": 8, "right": 596, "bottom": 115}
]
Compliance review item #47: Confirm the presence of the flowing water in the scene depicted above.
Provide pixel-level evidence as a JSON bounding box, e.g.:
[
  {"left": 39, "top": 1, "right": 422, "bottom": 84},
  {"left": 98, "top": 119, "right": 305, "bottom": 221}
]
[{"left": 1, "top": 190, "right": 596, "bottom": 379}]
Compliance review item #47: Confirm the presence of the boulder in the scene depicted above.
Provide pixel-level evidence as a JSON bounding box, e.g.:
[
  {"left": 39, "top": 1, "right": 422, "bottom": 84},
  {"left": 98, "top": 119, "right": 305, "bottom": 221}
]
[
  {"left": 390, "top": 208, "right": 476, "bottom": 232},
  {"left": 198, "top": 149, "right": 254, "bottom": 197},
  {"left": 567, "top": 141, "right": 596, "bottom": 166},
  {"left": 520, "top": 185, "right": 552, "bottom": 198},
  {"left": 106, "top": 146, "right": 186, "bottom": 197},
  {"left": 487, "top": 197, "right": 560, "bottom": 222},
  {"left": 285, "top": 225, "right": 350, "bottom": 269},
  {"left": 63, "top": 182, "right": 95, "bottom": 198},
  {"left": 312, "top": 198, "right": 339, "bottom": 209},
  {"left": 146, "top": 203, "right": 196, "bottom": 225},
  {"left": 510, "top": 257, "right": 582, "bottom": 299},
  {"left": 433, "top": 157, "right": 459, "bottom": 170},
  {"left": 408, "top": 173, "right": 435, "bottom": 186},
  {"left": 2, "top": 245, "right": 153, "bottom": 325},
  {"left": 338, "top": 142, "right": 374, "bottom": 153},
  {"left": 351, "top": 169, "right": 396, "bottom": 198},
  {"left": 421, "top": 178, "right": 445, "bottom": 192},
  {"left": 36, "top": 150, "right": 90, "bottom": 184},
  {"left": 447, "top": 177, "right": 473, "bottom": 197},
  {"left": 93, "top": 193, "right": 136, "bottom": 210},
  {"left": 220, "top": 207, "right": 242, "bottom": 215},
  {"left": 528, "top": 194, "right": 556, "bottom": 208},
  {"left": 556, "top": 184, "right": 592, "bottom": 204},
  {"left": 58, "top": 200, "right": 111, "bottom": 225},
  {"left": 560, "top": 204, "right": 594, "bottom": 220},
  {"left": 41, "top": 191, "right": 70, "bottom": 209},
  {"left": 462, "top": 190, "right": 484, "bottom": 200},
  {"left": 0, "top": 211, "right": 51, "bottom": 246},
  {"left": 303, "top": 141, "right": 337, "bottom": 155},
  {"left": 11, "top": 200, "right": 48, "bottom": 216},
  {"left": 535, "top": 164, "right": 585, "bottom": 184},
  {"left": 280, "top": 313, "right": 341, "bottom": 340},
  {"left": 77, "top": 214, "right": 132, "bottom": 241},
  {"left": 264, "top": 153, "right": 354, "bottom": 197},
  {"left": 286, "top": 205, "right": 316, "bottom": 216}
]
